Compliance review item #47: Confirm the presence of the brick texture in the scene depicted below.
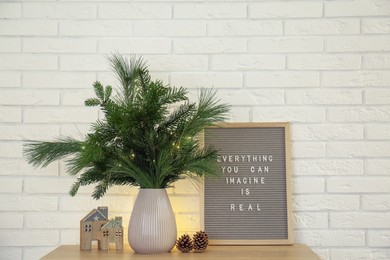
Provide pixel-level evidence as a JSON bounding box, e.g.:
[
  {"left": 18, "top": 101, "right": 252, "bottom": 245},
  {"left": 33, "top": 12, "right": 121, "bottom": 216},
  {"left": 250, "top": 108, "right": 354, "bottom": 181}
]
[{"left": 1, "top": 1, "right": 390, "bottom": 259}]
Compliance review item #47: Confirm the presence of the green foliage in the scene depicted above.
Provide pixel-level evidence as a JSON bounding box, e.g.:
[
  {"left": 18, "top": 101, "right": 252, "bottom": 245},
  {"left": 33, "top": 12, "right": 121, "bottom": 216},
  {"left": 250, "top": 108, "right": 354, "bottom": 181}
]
[{"left": 24, "top": 54, "right": 230, "bottom": 199}]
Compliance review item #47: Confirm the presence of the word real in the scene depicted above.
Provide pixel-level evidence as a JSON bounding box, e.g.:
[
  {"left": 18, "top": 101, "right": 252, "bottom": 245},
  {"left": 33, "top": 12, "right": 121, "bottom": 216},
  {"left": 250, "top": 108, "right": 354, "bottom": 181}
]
[{"left": 230, "top": 203, "right": 261, "bottom": 211}]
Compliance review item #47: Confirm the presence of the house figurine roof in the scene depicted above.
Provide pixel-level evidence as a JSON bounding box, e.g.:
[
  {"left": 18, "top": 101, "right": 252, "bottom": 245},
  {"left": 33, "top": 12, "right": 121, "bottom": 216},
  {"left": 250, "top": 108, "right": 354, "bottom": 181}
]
[
  {"left": 101, "top": 217, "right": 122, "bottom": 230},
  {"left": 81, "top": 206, "right": 109, "bottom": 223}
]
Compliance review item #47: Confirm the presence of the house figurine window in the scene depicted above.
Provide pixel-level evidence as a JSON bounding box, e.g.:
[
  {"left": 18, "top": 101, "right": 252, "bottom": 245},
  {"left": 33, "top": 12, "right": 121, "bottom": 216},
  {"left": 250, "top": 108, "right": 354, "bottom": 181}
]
[
  {"left": 103, "top": 231, "right": 109, "bottom": 237},
  {"left": 115, "top": 230, "right": 122, "bottom": 237},
  {"left": 84, "top": 224, "right": 92, "bottom": 232}
]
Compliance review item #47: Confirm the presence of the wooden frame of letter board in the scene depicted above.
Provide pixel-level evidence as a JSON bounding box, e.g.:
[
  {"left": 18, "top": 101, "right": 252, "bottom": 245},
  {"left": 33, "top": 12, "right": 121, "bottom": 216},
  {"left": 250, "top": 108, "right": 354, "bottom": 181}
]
[{"left": 200, "top": 122, "right": 293, "bottom": 245}]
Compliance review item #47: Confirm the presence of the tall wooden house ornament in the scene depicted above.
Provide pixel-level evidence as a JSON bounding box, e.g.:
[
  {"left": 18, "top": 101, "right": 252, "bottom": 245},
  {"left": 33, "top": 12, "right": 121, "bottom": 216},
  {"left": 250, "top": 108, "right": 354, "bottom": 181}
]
[{"left": 80, "top": 206, "right": 123, "bottom": 251}]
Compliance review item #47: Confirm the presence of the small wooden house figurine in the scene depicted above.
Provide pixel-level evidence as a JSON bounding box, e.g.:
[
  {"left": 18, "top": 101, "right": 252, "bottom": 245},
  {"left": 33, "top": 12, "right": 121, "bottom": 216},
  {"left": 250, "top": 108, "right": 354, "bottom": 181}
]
[
  {"left": 80, "top": 206, "right": 123, "bottom": 251},
  {"left": 100, "top": 217, "right": 123, "bottom": 250}
]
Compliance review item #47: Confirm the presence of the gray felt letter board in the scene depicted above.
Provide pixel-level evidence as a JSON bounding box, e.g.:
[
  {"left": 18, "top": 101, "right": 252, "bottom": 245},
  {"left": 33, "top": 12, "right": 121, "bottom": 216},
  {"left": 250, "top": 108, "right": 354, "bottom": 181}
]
[{"left": 201, "top": 123, "right": 293, "bottom": 245}]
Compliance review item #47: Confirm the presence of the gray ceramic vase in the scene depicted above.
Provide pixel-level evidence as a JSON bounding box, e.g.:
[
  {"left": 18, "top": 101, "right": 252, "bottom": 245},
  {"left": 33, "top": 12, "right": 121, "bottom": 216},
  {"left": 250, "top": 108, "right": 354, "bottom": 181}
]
[{"left": 128, "top": 189, "right": 177, "bottom": 254}]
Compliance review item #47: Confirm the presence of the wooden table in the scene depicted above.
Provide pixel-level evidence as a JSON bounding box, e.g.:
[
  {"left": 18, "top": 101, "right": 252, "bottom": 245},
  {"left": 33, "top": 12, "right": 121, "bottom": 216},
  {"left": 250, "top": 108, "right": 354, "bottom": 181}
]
[{"left": 42, "top": 244, "right": 319, "bottom": 259}]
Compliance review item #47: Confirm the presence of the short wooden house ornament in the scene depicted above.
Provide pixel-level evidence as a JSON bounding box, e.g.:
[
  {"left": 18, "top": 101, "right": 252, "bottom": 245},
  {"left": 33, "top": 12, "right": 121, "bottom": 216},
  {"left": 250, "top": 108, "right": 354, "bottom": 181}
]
[{"left": 80, "top": 206, "right": 123, "bottom": 251}]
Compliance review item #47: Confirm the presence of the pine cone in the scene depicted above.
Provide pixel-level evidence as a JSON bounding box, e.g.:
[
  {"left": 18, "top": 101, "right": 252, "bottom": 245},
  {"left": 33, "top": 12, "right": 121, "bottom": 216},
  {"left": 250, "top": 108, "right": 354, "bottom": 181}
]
[
  {"left": 176, "top": 234, "right": 193, "bottom": 253},
  {"left": 193, "top": 231, "right": 208, "bottom": 253}
]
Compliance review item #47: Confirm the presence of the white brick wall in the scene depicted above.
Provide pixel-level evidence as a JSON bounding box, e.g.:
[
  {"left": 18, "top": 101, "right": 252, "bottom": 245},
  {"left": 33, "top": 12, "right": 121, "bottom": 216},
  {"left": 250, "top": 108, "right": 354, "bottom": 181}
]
[{"left": 1, "top": 0, "right": 389, "bottom": 259}]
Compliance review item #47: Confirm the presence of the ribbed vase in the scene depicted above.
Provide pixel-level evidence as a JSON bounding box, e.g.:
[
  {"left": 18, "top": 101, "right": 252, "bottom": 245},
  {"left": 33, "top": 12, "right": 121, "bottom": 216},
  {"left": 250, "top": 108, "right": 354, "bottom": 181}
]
[{"left": 128, "top": 189, "right": 177, "bottom": 254}]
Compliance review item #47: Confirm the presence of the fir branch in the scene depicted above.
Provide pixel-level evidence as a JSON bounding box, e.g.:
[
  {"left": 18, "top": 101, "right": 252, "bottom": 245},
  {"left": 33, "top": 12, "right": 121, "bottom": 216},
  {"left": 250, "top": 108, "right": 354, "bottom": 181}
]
[
  {"left": 104, "top": 85, "right": 112, "bottom": 101},
  {"left": 93, "top": 81, "right": 105, "bottom": 100},
  {"left": 85, "top": 98, "right": 101, "bottom": 107}
]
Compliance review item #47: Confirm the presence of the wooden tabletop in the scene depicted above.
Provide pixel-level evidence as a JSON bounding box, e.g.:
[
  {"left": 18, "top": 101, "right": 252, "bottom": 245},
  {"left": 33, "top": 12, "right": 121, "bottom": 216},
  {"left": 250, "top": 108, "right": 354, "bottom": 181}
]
[{"left": 42, "top": 244, "right": 320, "bottom": 260}]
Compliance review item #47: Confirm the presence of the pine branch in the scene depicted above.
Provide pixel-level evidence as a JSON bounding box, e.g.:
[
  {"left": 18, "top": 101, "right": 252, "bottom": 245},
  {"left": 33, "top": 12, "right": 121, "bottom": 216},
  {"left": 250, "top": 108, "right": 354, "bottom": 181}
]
[
  {"left": 181, "top": 88, "right": 230, "bottom": 137},
  {"left": 107, "top": 53, "right": 149, "bottom": 103},
  {"left": 24, "top": 137, "right": 82, "bottom": 167},
  {"left": 158, "top": 102, "right": 195, "bottom": 134},
  {"left": 24, "top": 53, "right": 230, "bottom": 198},
  {"left": 92, "top": 180, "right": 110, "bottom": 200}
]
